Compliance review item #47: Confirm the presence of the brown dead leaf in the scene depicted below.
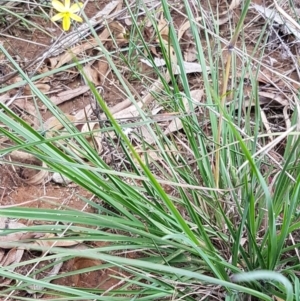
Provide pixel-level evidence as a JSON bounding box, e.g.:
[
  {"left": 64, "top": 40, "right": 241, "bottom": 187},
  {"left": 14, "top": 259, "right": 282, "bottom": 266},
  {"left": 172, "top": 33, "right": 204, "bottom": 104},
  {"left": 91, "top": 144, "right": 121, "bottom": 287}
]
[
  {"left": 260, "top": 110, "right": 273, "bottom": 141},
  {"left": 113, "top": 99, "right": 144, "bottom": 119},
  {"left": 33, "top": 233, "right": 80, "bottom": 249},
  {"left": 44, "top": 114, "right": 78, "bottom": 135},
  {"left": 49, "top": 85, "right": 90, "bottom": 106},
  {"left": 124, "top": 17, "right": 132, "bottom": 26},
  {"left": 157, "top": 14, "right": 169, "bottom": 42},
  {"left": 0, "top": 248, "right": 23, "bottom": 286},
  {"left": 141, "top": 57, "right": 208, "bottom": 74},
  {"left": 136, "top": 143, "right": 179, "bottom": 164},
  {"left": 135, "top": 147, "right": 160, "bottom": 163},
  {"left": 3, "top": 120, "right": 50, "bottom": 183},
  {"left": 109, "top": 69, "right": 172, "bottom": 120},
  {"left": 46, "top": 56, "right": 60, "bottom": 69},
  {"left": 0, "top": 92, "right": 10, "bottom": 104},
  {"left": 8, "top": 150, "right": 41, "bottom": 165},
  {"left": 23, "top": 161, "right": 49, "bottom": 185},
  {"left": 92, "top": 14, "right": 176, "bottom": 123},
  {"left": 0, "top": 249, "right": 5, "bottom": 262},
  {"left": 97, "top": 59, "right": 109, "bottom": 84},
  {"left": 0, "top": 248, "right": 24, "bottom": 268},
  {"left": 178, "top": 18, "right": 201, "bottom": 42},
  {"left": 132, "top": 91, "right": 203, "bottom": 164},
  {"left": 258, "top": 68, "right": 300, "bottom": 89},
  {"left": 229, "top": 0, "right": 241, "bottom": 10},
  {"left": 47, "top": 38, "right": 100, "bottom": 69},
  {"left": 74, "top": 103, "right": 94, "bottom": 121},
  {"left": 12, "top": 75, "right": 23, "bottom": 84},
  {"left": 46, "top": 39, "right": 99, "bottom": 69},
  {"left": 178, "top": 15, "right": 231, "bottom": 43},
  {"left": 0, "top": 218, "right": 32, "bottom": 249},
  {"left": 107, "top": 20, "right": 127, "bottom": 38},
  {"left": 13, "top": 98, "right": 37, "bottom": 115},
  {"left": 24, "top": 83, "right": 50, "bottom": 95},
  {"left": 258, "top": 91, "right": 289, "bottom": 107},
  {"left": 253, "top": 2, "right": 300, "bottom": 41},
  {"left": 81, "top": 121, "right": 102, "bottom": 154},
  {"left": 83, "top": 63, "right": 102, "bottom": 86},
  {"left": 138, "top": 126, "right": 157, "bottom": 145},
  {"left": 184, "top": 45, "right": 197, "bottom": 62},
  {"left": 283, "top": 106, "right": 291, "bottom": 130},
  {"left": 66, "top": 121, "right": 103, "bottom": 158},
  {"left": 164, "top": 90, "right": 203, "bottom": 135},
  {"left": 25, "top": 259, "right": 64, "bottom": 294},
  {"left": 59, "top": 256, "right": 103, "bottom": 288}
]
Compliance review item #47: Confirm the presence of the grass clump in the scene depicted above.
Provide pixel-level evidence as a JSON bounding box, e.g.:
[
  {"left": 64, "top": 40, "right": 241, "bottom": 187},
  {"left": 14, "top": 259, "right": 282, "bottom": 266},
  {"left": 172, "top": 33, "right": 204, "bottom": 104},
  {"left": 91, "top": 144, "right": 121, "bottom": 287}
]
[{"left": 0, "top": 0, "right": 299, "bottom": 300}]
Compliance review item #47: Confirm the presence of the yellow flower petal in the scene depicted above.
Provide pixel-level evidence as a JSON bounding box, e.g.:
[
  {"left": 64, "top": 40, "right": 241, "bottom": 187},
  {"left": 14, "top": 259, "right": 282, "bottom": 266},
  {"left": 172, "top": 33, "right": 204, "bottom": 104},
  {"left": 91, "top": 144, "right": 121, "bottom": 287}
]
[
  {"left": 63, "top": 15, "right": 71, "bottom": 30},
  {"left": 52, "top": 0, "right": 65, "bottom": 12},
  {"left": 51, "top": 0, "right": 83, "bottom": 31},
  {"left": 64, "top": 0, "right": 70, "bottom": 9},
  {"left": 70, "top": 2, "right": 83, "bottom": 13},
  {"left": 51, "top": 12, "right": 64, "bottom": 21},
  {"left": 69, "top": 13, "right": 82, "bottom": 23}
]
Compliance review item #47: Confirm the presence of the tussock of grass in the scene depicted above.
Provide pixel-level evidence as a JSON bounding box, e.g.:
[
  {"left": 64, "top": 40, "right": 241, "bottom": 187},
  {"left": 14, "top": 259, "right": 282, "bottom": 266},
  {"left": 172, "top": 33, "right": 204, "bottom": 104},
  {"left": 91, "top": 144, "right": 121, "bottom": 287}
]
[{"left": 0, "top": 0, "right": 300, "bottom": 300}]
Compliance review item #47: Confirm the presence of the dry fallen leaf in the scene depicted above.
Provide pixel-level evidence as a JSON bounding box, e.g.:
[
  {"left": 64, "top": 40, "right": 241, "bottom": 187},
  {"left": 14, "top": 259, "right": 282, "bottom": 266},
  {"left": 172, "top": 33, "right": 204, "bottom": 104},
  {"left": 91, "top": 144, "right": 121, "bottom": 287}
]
[
  {"left": 140, "top": 57, "right": 209, "bottom": 74},
  {"left": 184, "top": 45, "right": 197, "bottom": 62},
  {"left": 229, "top": 0, "right": 241, "bottom": 10},
  {"left": 252, "top": 3, "right": 300, "bottom": 41},
  {"left": 283, "top": 106, "right": 291, "bottom": 130},
  {"left": 80, "top": 121, "right": 102, "bottom": 154},
  {"left": 49, "top": 85, "right": 90, "bottom": 106},
  {"left": 164, "top": 90, "right": 203, "bottom": 135},
  {"left": 5, "top": 151, "right": 49, "bottom": 185},
  {"left": 157, "top": 14, "right": 169, "bottom": 42},
  {"left": 13, "top": 98, "right": 36, "bottom": 113},
  {"left": 136, "top": 143, "right": 179, "bottom": 164},
  {"left": 33, "top": 233, "right": 80, "bottom": 249},
  {"left": 0, "top": 92, "right": 10, "bottom": 104},
  {"left": 0, "top": 248, "right": 24, "bottom": 268},
  {"left": 52, "top": 172, "right": 72, "bottom": 184},
  {"left": 0, "top": 217, "right": 84, "bottom": 295},
  {"left": 8, "top": 150, "right": 41, "bottom": 165},
  {"left": 44, "top": 114, "right": 78, "bottom": 136},
  {"left": 0, "top": 248, "right": 24, "bottom": 287},
  {"left": 46, "top": 34, "right": 108, "bottom": 69},
  {"left": 0, "top": 218, "right": 81, "bottom": 287},
  {"left": 0, "top": 218, "right": 31, "bottom": 249},
  {"left": 260, "top": 109, "right": 273, "bottom": 141},
  {"left": 24, "top": 83, "right": 50, "bottom": 95},
  {"left": 258, "top": 91, "right": 289, "bottom": 107},
  {"left": 97, "top": 59, "right": 109, "bottom": 84},
  {"left": 83, "top": 63, "right": 102, "bottom": 86},
  {"left": 107, "top": 20, "right": 127, "bottom": 40},
  {"left": 74, "top": 103, "right": 94, "bottom": 121},
  {"left": 23, "top": 161, "right": 49, "bottom": 185},
  {"left": 132, "top": 90, "right": 203, "bottom": 164},
  {"left": 12, "top": 98, "right": 40, "bottom": 129},
  {"left": 0, "top": 249, "right": 5, "bottom": 262}
]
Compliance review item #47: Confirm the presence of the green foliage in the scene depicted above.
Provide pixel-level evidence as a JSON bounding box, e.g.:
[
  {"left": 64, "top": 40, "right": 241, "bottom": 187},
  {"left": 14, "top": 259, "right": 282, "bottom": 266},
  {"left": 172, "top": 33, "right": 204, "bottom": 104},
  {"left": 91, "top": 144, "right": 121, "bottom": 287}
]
[{"left": 0, "top": 0, "right": 299, "bottom": 300}]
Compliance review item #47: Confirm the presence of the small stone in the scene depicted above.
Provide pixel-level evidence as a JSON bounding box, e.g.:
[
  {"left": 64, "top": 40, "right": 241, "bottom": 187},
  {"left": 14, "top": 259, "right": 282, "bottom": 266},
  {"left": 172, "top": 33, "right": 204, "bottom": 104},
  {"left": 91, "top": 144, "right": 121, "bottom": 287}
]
[{"left": 52, "top": 172, "right": 72, "bottom": 185}]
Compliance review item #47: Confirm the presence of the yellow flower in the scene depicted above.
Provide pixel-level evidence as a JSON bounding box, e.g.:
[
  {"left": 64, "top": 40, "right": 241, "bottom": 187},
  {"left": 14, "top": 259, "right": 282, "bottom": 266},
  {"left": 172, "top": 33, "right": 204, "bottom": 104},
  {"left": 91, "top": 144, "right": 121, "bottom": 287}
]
[{"left": 51, "top": 0, "right": 83, "bottom": 31}]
